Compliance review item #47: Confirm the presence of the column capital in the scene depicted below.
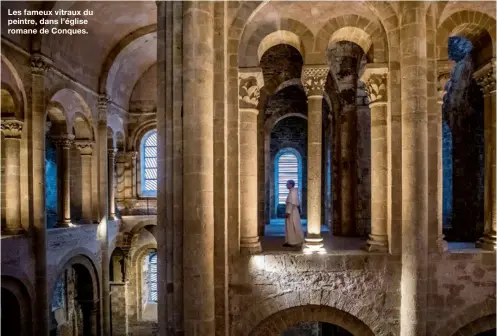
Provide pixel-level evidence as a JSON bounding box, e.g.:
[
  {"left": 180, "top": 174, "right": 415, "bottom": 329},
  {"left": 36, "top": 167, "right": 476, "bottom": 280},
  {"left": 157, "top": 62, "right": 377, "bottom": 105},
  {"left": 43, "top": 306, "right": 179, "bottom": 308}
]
[
  {"left": 30, "top": 53, "right": 51, "bottom": 74},
  {"left": 301, "top": 65, "right": 328, "bottom": 97},
  {"left": 108, "top": 148, "right": 117, "bottom": 158},
  {"left": 239, "top": 67, "right": 264, "bottom": 109},
  {"left": 0, "top": 119, "right": 23, "bottom": 138},
  {"left": 360, "top": 64, "right": 388, "bottom": 106},
  {"left": 98, "top": 94, "right": 110, "bottom": 121},
  {"left": 473, "top": 59, "right": 496, "bottom": 96},
  {"left": 75, "top": 141, "right": 94, "bottom": 155},
  {"left": 126, "top": 151, "right": 138, "bottom": 160},
  {"left": 437, "top": 72, "right": 451, "bottom": 104},
  {"left": 52, "top": 134, "right": 75, "bottom": 148}
]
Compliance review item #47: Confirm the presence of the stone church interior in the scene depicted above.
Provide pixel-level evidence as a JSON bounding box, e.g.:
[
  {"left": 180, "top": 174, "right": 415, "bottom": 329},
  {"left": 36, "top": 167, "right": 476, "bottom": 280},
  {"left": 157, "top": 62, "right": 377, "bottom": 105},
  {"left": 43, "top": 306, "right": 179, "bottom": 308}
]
[{"left": 1, "top": 1, "right": 496, "bottom": 335}]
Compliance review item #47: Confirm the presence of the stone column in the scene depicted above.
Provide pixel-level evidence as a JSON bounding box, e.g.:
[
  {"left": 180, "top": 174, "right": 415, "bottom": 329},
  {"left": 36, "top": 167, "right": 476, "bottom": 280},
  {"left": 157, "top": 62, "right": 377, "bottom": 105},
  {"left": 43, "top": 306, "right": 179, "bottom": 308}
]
[
  {"left": 97, "top": 94, "right": 110, "bottom": 335},
  {"left": 183, "top": 1, "right": 215, "bottom": 334},
  {"left": 30, "top": 53, "right": 51, "bottom": 336},
  {"left": 75, "top": 141, "right": 93, "bottom": 224},
  {"left": 53, "top": 134, "right": 75, "bottom": 227},
  {"left": 125, "top": 152, "right": 137, "bottom": 199},
  {"left": 474, "top": 60, "right": 496, "bottom": 250},
  {"left": 108, "top": 148, "right": 117, "bottom": 220},
  {"left": 301, "top": 65, "right": 328, "bottom": 254},
  {"left": 115, "top": 152, "right": 126, "bottom": 200},
  {"left": 430, "top": 70, "right": 450, "bottom": 252},
  {"left": 361, "top": 65, "right": 389, "bottom": 252},
  {"left": 1, "top": 119, "right": 24, "bottom": 234},
  {"left": 238, "top": 68, "right": 263, "bottom": 254},
  {"left": 399, "top": 3, "right": 429, "bottom": 335}
]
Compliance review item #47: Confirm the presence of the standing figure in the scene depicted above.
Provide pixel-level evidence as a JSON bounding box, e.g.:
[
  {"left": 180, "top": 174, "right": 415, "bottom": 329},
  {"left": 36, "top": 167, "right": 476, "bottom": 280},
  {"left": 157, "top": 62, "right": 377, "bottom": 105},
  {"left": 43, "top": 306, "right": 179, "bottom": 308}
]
[{"left": 283, "top": 180, "right": 305, "bottom": 247}]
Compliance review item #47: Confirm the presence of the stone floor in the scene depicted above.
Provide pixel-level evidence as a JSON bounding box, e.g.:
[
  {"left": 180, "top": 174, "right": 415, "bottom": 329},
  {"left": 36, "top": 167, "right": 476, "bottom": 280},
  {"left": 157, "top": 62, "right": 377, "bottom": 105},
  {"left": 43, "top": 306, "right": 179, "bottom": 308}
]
[{"left": 262, "top": 219, "right": 478, "bottom": 253}]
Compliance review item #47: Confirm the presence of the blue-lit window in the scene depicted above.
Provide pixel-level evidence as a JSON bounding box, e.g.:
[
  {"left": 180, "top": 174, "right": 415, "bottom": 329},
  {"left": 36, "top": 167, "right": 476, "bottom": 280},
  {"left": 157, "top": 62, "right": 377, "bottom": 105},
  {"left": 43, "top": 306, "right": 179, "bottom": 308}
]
[
  {"left": 275, "top": 148, "right": 302, "bottom": 206},
  {"left": 148, "top": 252, "right": 158, "bottom": 302},
  {"left": 141, "top": 130, "right": 157, "bottom": 197},
  {"left": 442, "top": 121, "right": 453, "bottom": 228}
]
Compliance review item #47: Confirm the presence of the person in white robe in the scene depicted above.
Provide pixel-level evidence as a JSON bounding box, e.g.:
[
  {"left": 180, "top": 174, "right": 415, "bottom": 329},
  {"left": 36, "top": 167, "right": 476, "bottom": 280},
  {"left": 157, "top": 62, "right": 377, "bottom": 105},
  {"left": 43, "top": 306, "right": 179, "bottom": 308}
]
[{"left": 283, "top": 180, "right": 305, "bottom": 247}]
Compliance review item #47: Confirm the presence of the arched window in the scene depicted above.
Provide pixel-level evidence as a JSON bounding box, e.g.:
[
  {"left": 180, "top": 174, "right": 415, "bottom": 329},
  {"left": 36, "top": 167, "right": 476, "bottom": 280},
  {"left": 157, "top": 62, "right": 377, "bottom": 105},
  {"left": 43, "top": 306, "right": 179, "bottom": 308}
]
[
  {"left": 442, "top": 121, "right": 452, "bottom": 229},
  {"left": 140, "top": 130, "right": 157, "bottom": 196},
  {"left": 148, "top": 252, "right": 158, "bottom": 302},
  {"left": 275, "top": 148, "right": 302, "bottom": 208}
]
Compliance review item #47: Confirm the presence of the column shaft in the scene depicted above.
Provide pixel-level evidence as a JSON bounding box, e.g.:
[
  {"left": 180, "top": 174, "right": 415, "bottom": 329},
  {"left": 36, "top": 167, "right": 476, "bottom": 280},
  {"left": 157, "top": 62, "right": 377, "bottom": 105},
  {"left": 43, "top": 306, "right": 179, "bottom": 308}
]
[
  {"left": 340, "top": 104, "right": 357, "bottom": 236},
  {"left": 400, "top": 2, "right": 428, "bottom": 335},
  {"left": 30, "top": 54, "right": 50, "bottom": 336},
  {"left": 367, "top": 102, "right": 388, "bottom": 251},
  {"left": 81, "top": 153, "right": 93, "bottom": 222},
  {"left": 240, "top": 108, "right": 261, "bottom": 253},
  {"left": 1, "top": 121, "right": 24, "bottom": 233},
  {"left": 480, "top": 89, "right": 496, "bottom": 249},
  {"left": 55, "top": 137, "right": 73, "bottom": 227},
  {"left": 306, "top": 96, "right": 323, "bottom": 243},
  {"left": 183, "top": 1, "right": 215, "bottom": 334},
  {"left": 108, "top": 149, "right": 116, "bottom": 220}
]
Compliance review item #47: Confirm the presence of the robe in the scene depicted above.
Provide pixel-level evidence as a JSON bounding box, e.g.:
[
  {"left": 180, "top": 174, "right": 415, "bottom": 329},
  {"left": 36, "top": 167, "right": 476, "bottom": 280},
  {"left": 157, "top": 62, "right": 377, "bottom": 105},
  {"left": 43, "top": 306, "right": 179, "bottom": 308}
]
[{"left": 285, "top": 187, "right": 305, "bottom": 245}]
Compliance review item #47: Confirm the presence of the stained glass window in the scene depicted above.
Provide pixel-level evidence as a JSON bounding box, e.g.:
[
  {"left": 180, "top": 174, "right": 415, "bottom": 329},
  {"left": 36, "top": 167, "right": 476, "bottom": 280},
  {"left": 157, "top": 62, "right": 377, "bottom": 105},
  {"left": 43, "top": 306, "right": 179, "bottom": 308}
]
[{"left": 141, "top": 130, "right": 157, "bottom": 196}]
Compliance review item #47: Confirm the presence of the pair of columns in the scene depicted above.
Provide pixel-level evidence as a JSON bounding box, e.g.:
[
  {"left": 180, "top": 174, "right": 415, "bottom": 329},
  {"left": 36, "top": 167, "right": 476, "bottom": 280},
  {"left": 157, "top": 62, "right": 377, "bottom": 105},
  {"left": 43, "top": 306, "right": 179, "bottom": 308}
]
[
  {"left": 51, "top": 135, "right": 97, "bottom": 227},
  {"left": 238, "top": 65, "right": 391, "bottom": 253}
]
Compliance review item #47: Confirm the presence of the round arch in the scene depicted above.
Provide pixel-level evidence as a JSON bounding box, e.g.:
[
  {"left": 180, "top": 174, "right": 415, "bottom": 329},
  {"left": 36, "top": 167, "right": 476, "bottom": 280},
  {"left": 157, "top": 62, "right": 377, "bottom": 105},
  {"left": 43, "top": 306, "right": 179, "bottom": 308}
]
[
  {"left": 128, "top": 119, "right": 157, "bottom": 151},
  {"left": 314, "top": 15, "right": 388, "bottom": 63},
  {"left": 1, "top": 275, "right": 33, "bottom": 336},
  {"left": 274, "top": 147, "right": 303, "bottom": 213},
  {"left": 0, "top": 54, "right": 27, "bottom": 120},
  {"left": 239, "top": 18, "right": 313, "bottom": 68},
  {"left": 72, "top": 112, "right": 94, "bottom": 140},
  {"left": 437, "top": 11, "right": 496, "bottom": 59},
  {"left": 432, "top": 300, "right": 496, "bottom": 336},
  {"left": 247, "top": 305, "right": 374, "bottom": 336},
  {"left": 48, "top": 88, "right": 93, "bottom": 132},
  {"left": 49, "top": 252, "right": 100, "bottom": 304},
  {"left": 130, "top": 242, "right": 157, "bottom": 321}
]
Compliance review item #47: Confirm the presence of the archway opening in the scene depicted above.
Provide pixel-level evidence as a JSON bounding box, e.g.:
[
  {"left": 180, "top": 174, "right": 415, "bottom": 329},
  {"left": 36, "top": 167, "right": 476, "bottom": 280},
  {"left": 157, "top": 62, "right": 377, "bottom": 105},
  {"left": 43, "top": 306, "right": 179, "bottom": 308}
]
[
  {"left": 1, "top": 287, "right": 21, "bottom": 336},
  {"left": 50, "top": 261, "right": 98, "bottom": 336},
  {"left": 442, "top": 35, "right": 486, "bottom": 243},
  {"left": 282, "top": 321, "right": 353, "bottom": 336}
]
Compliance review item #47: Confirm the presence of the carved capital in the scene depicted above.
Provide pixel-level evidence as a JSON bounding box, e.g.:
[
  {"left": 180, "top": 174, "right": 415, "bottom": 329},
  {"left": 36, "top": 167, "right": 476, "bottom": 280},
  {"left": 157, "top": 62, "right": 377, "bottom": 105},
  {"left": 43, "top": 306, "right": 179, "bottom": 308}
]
[
  {"left": 108, "top": 148, "right": 117, "bottom": 159},
  {"left": 126, "top": 151, "right": 138, "bottom": 160},
  {"left": 473, "top": 60, "right": 496, "bottom": 96},
  {"left": 239, "top": 68, "right": 264, "bottom": 109},
  {"left": 360, "top": 64, "right": 388, "bottom": 105},
  {"left": 52, "top": 134, "right": 75, "bottom": 148},
  {"left": 30, "top": 54, "right": 51, "bottom": 74},
  {"left": 437, "top": 73, "right": 451, "bottom": 103},
  {"left": 98, "top": 94, "right": 110, "bottom": 121},
  {"left": 0, "top": 119, "right": 23, "bottom": 138},
  {"left": 75, "top": 141, "right": 94, "bottom": 155},
  {"left": 301, "top": 65, "right": 328, "bottom": 97}
]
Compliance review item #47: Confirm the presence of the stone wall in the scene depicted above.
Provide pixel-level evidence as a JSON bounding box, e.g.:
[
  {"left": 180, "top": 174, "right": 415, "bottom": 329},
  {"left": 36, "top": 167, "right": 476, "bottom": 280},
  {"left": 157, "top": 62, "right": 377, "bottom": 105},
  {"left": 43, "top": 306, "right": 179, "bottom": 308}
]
[
  {"left": 229, "top": 252, "right": 496, "bottom": 336},
  {"left": 111, "top": 283, "right": 129, "bottom": 336}
]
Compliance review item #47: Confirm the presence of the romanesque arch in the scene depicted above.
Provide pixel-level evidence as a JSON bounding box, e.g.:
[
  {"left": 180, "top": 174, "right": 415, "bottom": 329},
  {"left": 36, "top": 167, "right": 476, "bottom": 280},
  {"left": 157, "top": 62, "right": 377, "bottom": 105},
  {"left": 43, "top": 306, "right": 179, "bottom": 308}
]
[
  {"left": 248, "top": 305, "right": 374, "bottom": 336},
  {"left": 1, "top": 275, "right": 33, "bottom": 336}
]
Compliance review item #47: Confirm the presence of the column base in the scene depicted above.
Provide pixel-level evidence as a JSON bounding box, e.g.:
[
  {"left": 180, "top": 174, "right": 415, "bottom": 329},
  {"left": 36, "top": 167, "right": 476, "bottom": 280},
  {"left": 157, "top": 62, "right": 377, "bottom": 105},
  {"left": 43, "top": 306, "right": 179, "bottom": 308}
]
[
  {"left": 476, "top": 231, "right": 497, "bottom": 251},
  {"left": 303, "top": 235, "right": 326, "bottom": 254},
  {"left": 55, "top": 220, "right": 72, "bottom": 228},
  {"left": 1, "top": 227, "right": 25, "bottom": 235},
  {"left": 240, "top": 236, "right": 262, "bottom": 255},
  {"left": 363, "top": 234, "right": 388, "bottom": 252},
  {"left": 434, "top": 234, "right": 448, "bottom": 252}
]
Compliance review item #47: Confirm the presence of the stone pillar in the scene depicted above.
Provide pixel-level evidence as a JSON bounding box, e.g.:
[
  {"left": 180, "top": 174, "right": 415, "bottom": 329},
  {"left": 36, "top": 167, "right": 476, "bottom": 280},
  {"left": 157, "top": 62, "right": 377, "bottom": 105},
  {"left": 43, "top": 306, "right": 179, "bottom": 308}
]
[
  {"left": 238, "top": 68, "right": 263, "bottom": 254},
  {"left": 430, "top": 71, "right": 450, "bottom": 252},
  {"left": 474, "top": 60, "right": 496, "bottom": 250},
  {"left": 108, "top": 148, "right": 117, "bottom": 220},
  {"left": 110, "top": 283, "right": 128, "bottom": 336},
  {"left": 115, "top": 152, "right": 126, "bottom": 200},
  {"left": 53, "top": 134, "right": 75, "bottom": 227},
  {"left": 399, "top": 3, "right": 428, "bottom": 335},
  {"left": 97, "top": 94, "right": 110, "bottom": 335},
  {"left": 301, "top": 65, "right": 328, "bottom": 254},
  {"left": 125, "top": 152, "right": 137, "bottom": 199},
  {"left": 361, "top": 65, "right": 389, "bottom": 252},
  {"left": 1, "top": 119, "right": 24, "bottom": 234},
  {"left": 75, "top": 141, "right": 94, "bottom": 224},
  {"left": 30, "top": 53, "right": 51, "bottom": 336},
  {"left": 183, "top": 1, "right": 215, "bottom": 334}
]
